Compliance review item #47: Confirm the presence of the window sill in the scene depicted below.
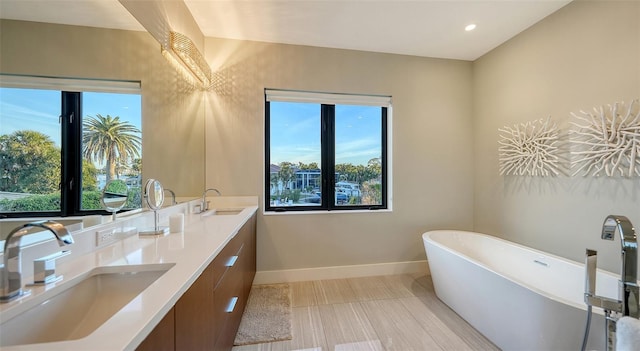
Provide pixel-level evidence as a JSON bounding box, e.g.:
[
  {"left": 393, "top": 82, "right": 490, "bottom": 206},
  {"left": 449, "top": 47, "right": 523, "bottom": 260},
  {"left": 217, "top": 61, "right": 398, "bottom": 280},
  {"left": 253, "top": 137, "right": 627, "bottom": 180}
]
[{"left": 262, "top": 208, "right": 392, "bottom": 216}]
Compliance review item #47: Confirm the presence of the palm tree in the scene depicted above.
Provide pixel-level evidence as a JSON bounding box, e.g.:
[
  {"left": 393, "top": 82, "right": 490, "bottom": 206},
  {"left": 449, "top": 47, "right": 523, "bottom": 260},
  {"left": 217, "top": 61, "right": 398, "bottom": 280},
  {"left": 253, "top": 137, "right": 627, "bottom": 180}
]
[{"left": 83, "top": 114, "right": 141, "bottom": 183}]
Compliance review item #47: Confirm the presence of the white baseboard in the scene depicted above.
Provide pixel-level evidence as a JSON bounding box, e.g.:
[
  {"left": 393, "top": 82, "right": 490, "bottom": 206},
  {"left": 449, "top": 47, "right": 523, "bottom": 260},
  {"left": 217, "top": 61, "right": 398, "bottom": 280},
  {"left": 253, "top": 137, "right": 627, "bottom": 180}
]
[{"left": 253, "top": 260, "right": 430, "bottom": 285}]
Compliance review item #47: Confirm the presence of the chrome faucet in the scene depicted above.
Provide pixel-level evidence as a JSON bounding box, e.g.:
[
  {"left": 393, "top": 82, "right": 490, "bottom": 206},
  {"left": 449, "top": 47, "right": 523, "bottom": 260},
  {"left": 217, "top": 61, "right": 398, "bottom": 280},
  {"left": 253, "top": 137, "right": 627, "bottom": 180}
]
[
  {"left": 201, "top": 188, "right": 221, "bottom": 212},
  {"left": 601, "top": 215, "right": 638, "bottom": 318},
  {"left": 164, "top": 188, "right": 177, "bottom": 205},
  {"left": 584, "top": 215, "right": 638, "bottom": 351},
  {"left": 0, "top": 221, "right": 74, "bottom": 302}
]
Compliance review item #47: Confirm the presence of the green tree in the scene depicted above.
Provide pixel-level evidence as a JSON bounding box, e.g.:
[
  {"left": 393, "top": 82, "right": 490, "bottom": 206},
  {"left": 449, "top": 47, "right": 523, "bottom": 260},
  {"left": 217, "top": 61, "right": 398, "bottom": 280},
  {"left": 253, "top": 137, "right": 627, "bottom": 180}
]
[
  {"left": 126, "top": 187, "right": 142, "bottom": 209},
  {"left": 362, "top": 182, "right": 382, "bottom": 205},
  {"left": 0, "top": 130, "right": 60, "bottom": 193},
  {"left": 367, "top": 157, "right": 382, "bottom": 180},
  {"left": 297, "top": 162, "right": 319, "bottom": 170},
  {"left": 336, "top": 159, "right": 381, "bottom": 186},
  {"left": 82, "top": 159, "right": 98, "bottom": 191},
  {"left": 270, "top": 172, "right": 280, "bottom": 195},
  {"left": 131, "top": 158, "right": 142, "bottom": 174},
  {"left": 83, "top": 114, "right": 141, "bottom": 183},
  {"left": 0, "top": 193, "right": 60, "bottom": 211},
  {"left": 277, "top": 162, "right": 296, "bottom": 191},
  {"left": 80, "top": 190, "right": 102, "bottom": 210},
  {"left": 335, "top": 163, "right": 357, "bottom": 182}
]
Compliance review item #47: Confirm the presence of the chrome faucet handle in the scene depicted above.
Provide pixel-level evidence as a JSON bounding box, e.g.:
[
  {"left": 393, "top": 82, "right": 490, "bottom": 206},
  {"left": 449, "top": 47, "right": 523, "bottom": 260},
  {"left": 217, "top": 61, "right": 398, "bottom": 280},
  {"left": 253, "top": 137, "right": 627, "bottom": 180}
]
[
  {"left": 584, "top": 249, "right": 624, "bottom": 312},
  {"left": 28, "top": 250, "right": 71, "bottom": 286},
  {"left": 585, "top": 249, "right": 598, "bottom": 299}
]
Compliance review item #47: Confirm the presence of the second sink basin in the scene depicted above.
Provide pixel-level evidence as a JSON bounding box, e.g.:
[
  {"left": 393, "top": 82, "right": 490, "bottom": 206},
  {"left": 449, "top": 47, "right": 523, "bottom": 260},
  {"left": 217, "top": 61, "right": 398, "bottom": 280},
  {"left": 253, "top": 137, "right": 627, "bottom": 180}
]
[
  {"left": 201, "top": 208, "right": 243, "bottom": 217},
  {"left": 0, "top": 263, "right": 174, "bottom": 347}
]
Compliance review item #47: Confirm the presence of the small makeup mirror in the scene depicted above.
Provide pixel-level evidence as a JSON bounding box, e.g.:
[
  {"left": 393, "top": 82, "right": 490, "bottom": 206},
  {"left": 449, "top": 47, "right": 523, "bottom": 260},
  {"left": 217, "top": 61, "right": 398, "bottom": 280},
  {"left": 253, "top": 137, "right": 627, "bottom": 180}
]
[
  {"left": 144, "top": 179, "right": 165, "bottom": 210},
  {"left": 139, "top": 179, "right": 169, "bottom": 235},
  {"left": 101, "top": 179, "right": 128, "bottom": 221}
]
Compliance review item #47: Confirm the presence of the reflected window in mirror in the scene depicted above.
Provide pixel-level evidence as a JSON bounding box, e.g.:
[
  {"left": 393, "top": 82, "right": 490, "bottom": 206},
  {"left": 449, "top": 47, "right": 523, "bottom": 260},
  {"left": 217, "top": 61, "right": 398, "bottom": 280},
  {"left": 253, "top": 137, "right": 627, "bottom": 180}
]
[{"left": 0, "top": 75, "right": 142, "bottom": 218}]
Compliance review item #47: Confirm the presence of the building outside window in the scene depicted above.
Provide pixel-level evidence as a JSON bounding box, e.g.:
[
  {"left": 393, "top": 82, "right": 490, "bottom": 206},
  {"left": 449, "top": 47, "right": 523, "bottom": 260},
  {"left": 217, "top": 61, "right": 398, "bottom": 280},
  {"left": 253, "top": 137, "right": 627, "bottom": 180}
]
[{"left": 265, "top": 89, "right": 391, "bottom": 212}]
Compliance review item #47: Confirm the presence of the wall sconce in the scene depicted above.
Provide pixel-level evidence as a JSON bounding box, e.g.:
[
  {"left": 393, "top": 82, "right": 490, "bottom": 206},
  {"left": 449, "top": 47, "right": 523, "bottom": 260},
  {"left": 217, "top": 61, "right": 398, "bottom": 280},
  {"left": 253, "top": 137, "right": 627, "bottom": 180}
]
[{"left": 161, "top": 31, "right": 212, "bottom": 89}]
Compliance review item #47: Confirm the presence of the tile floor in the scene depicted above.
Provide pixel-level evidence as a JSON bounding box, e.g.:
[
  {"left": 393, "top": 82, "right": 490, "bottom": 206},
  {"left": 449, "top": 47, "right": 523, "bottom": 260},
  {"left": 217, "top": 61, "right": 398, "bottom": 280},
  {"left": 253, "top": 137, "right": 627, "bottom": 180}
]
[{"left": 232, "top": 274, "right": 500, "bottom": 351}]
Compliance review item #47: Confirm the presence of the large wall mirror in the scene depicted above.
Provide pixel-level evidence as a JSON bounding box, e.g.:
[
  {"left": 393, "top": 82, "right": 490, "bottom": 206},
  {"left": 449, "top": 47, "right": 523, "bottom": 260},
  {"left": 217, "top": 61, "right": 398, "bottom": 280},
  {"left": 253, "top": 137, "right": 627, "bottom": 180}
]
[{"left": 0, "top": 18, "right": 206, "bottom": 241}]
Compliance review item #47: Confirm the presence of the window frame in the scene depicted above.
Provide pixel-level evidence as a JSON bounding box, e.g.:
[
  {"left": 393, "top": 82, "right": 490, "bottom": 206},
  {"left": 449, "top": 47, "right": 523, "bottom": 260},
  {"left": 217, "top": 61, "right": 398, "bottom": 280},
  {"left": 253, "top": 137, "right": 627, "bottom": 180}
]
[
  {"left": 0, "top": 74, "right": 141, "bottom": 219},
  {"left": 264, "top": 89, "right": 391, "bottom": 213}
]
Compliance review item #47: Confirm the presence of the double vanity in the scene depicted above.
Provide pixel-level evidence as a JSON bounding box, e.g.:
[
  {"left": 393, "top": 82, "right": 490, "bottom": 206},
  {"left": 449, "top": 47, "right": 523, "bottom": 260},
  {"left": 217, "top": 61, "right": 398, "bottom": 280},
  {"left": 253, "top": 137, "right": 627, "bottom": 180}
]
[{"left": 0, "top": 197, "right": 258, "bottom": 351}]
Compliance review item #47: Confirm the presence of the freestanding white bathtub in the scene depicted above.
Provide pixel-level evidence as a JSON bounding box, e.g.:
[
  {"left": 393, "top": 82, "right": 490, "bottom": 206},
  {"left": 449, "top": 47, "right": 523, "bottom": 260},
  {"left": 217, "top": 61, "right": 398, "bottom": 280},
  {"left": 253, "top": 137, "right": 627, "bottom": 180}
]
[{"left": 422, "top": 230, "right": 632, "bottom": 351}]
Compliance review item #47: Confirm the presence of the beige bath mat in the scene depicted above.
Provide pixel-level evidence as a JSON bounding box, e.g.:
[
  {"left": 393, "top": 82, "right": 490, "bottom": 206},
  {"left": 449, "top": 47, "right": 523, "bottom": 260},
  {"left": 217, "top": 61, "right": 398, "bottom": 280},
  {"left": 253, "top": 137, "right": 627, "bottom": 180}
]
[{"left": 233, "top": 283, "right": 292, "bottom": 346}]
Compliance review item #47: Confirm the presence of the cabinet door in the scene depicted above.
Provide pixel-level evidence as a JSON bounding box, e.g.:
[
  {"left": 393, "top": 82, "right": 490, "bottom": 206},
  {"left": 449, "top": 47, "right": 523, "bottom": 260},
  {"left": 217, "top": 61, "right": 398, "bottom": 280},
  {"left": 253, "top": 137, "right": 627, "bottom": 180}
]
[
  {"left": 136, "top": 307, "right": 175, "bottom": 351},
  {"left": 175, "top": 267, "right": 215, "bottom": 351}
]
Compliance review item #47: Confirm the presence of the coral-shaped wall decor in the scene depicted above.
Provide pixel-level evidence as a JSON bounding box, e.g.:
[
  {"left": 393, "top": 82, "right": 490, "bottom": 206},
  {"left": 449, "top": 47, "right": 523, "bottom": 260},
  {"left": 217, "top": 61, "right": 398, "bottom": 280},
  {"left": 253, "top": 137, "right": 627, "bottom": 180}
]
[
  {"left": 498, "top": 116, "right": 561, "bottom": 176},
  {"left": 569, "top": 99, "right": 640, "bottom": 177}
]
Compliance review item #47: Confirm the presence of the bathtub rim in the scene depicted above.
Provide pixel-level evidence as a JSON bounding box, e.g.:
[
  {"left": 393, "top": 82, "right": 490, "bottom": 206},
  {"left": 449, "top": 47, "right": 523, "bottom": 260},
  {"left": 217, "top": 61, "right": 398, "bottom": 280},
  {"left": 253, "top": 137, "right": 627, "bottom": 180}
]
[{"left": 422, "top": 229, "right": 628, "bottom": 315}]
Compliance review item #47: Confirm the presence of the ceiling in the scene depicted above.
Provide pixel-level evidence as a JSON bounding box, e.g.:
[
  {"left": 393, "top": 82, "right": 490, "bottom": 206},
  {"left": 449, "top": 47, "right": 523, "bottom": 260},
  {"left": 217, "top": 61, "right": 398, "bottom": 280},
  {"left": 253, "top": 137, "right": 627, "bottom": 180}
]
[{"left": 0, "top": 0, "right": 572, "bottom": 61}]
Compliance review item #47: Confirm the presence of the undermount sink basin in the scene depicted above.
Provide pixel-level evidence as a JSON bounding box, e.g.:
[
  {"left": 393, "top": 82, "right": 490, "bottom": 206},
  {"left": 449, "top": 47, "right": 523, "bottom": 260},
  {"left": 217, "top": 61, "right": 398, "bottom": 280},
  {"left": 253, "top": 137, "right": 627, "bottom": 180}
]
[
  {"left": 0, "top": 263, "right": 174, "bottom": 347},
  {"left": 201, "top": 208, "right": 243, "bottom": 217}
]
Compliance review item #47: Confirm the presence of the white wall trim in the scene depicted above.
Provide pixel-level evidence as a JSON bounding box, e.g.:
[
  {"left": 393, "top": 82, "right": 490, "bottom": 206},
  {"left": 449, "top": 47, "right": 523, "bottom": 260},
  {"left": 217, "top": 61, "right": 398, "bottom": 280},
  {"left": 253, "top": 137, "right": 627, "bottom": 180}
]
[{"left": 253, "top": 260, "right": 430, "bottom": 284}]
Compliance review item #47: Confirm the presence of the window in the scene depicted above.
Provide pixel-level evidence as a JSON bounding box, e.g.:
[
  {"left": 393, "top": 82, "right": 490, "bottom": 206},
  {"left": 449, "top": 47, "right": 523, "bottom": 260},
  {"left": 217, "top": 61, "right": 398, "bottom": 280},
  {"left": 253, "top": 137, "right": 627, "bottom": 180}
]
[
  {"left": 0, "top": 75, "right": 142, "bottom": 218},
  {"left": 265, "top": 89, "right": 391, "bottom": 212}
]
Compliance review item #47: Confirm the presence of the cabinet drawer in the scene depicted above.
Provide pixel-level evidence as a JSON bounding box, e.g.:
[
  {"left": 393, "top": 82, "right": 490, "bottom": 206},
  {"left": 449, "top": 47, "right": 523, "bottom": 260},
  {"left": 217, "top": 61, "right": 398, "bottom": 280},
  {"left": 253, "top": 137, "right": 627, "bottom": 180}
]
[
  {"left": 211, "top": 233, "right": 243, "bottom": 287},
  {"left": 213, "top": 267, "right": 245, "bottom": 351}
]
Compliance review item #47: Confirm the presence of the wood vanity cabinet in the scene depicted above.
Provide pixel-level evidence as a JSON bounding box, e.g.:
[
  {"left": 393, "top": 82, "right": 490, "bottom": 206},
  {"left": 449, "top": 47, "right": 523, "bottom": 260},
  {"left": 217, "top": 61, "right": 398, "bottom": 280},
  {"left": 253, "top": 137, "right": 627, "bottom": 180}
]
[
  {"left": 136, "top": 307, "right": 175, "bottom": 351},
  {"left": 136, "top": 213, "right": 256, "bottom": 351},
  {"left": 213, "top": 213, "right": 257, "bottom": 351}
]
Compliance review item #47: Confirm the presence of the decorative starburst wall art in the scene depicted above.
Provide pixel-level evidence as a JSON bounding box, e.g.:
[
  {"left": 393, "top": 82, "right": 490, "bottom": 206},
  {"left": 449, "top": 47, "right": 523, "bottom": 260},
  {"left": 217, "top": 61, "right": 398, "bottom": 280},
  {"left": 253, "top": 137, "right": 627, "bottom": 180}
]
[
  {"left": 498, "top": 116, "right": 562, "bottom": 176},
  {"left": 569, "top": 99, "right": 640, "bottom": 177}
]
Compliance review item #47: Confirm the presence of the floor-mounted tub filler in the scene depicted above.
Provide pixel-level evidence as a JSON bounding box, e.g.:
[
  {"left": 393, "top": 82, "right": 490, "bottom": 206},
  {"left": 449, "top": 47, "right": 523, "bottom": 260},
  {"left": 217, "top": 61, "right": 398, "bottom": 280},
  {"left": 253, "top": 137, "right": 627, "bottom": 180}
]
[
  {"left": 422, "top": 216, "right": 638, "bottom": 351},
  {"left": 583, "top": 215, "right": 638, "bottom": 351}
]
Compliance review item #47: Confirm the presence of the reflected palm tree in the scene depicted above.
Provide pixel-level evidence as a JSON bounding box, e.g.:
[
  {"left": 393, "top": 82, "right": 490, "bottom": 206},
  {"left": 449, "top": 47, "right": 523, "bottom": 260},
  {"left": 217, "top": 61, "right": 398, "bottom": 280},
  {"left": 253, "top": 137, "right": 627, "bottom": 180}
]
[{"left": 83, "top": 114, "right": 141, "bottom": 183}]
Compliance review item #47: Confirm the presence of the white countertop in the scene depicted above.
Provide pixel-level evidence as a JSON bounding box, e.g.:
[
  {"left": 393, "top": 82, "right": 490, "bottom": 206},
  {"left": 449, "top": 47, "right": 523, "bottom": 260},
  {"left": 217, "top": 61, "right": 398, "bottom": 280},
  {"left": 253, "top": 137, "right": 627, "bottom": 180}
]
[{"left": 0, "top": 201, "right": 259, "bottom": 351}]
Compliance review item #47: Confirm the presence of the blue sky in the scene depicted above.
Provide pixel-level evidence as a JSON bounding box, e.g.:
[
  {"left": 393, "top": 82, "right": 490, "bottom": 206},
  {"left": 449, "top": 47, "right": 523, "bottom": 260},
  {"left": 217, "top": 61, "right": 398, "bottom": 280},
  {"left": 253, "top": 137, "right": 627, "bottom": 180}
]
[
  {"left": 1, "top": 88, "right": 380, "bottom": 167},
  {"left": 0, "top": 87, "right": 141, "bottom": 147},
  {"left": 270, "top": 101, "right": 382, "bottom": 166}
]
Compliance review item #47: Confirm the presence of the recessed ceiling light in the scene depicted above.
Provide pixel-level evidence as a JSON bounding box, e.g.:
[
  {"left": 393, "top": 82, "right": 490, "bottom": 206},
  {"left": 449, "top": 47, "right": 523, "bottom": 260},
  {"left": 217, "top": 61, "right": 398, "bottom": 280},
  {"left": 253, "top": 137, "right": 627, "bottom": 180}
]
[{"left": 465, "top": 24, "right": 477, "bottom": 32}]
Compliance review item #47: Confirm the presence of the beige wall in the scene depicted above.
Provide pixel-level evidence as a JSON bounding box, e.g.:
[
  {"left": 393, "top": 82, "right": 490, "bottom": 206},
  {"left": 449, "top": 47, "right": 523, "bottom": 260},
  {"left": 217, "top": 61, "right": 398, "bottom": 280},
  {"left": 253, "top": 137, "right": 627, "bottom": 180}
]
[
  {"left": 473, "top": 0, "right": 640, "bottom": 273},
  {"left": 0, "top": 20, "right": 205, "bottom": 197},
  {"left": 5, "top": 0, "right": 636, "bottom": 276},
  {"left": 203, "top": 39, "right": 475, "bottom": 271}
]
